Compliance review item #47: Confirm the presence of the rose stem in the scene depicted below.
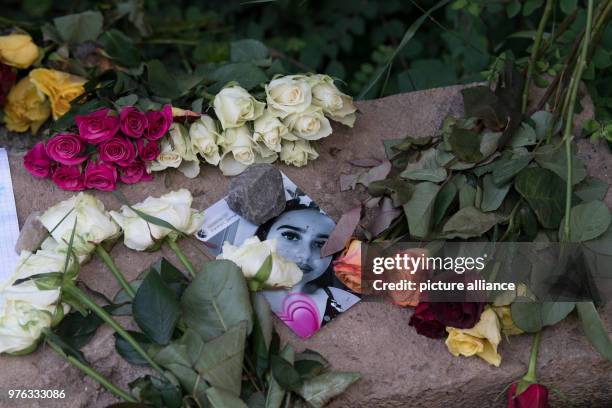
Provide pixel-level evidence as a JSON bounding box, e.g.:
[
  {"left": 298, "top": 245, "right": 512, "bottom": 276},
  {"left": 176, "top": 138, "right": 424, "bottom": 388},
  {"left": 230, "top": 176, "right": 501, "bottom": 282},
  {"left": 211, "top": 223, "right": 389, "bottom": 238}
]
[
  {"left": 562, "top": 0, "right": 594, "bottom": 241},
  {"left": 95, "top": 246, "right": 136, "bottom": 299},
  {"left": 62, "top": 283, "right": 167, "bottom": 378},
  {"left": 521, "top": 330, "right": 543, "bottom": 389},
  {"left": 45, "top": 336, "right": 137, "bottom": 402},
  {"left": 521, "top": 0, "right": 554, "bottom": 114},
  {"left": 166, "top": 238, "right": 196, "bottom": 277}
]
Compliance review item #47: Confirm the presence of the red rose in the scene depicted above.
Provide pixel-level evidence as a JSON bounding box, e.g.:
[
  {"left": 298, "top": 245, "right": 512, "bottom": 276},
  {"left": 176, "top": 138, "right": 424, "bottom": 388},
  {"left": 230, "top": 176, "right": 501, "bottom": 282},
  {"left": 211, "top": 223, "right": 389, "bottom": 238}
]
[
  {"left": 75, "top": 108, "right": 120, "bottom": 144},
  {"left": 0, "top": 63, "right": 17, "bottom": 106},
  {"left": 119, "top": 160, "right": 153, "bottom": 184},
  {"left": 46, "top": 133, "right": 88, "bottom": 166},
  {"left": 137, "top": 139, "right": 160, "bottom": 161},
  {"left": 120, "top": 106, "right": 148, "bottom": 138},
  {"left": 52, "top": 165, "right": 85, "bottom": 191},
  {"left": 145, "top": 104, "right": 173, "bottom": 141},
  {"left": 408, "top": 302, "right": 446, "bottom": 339},
  {"left": 84, "top": 161, "right": 117, "bottom": 191},
  {"left": 507, "top": 383, "right": 549, "bottom": 408},
  {"left": 24, "top": 142, "right": 53, "bottom": 178},
  {"left": 99, "top": 136, "right": 136, "bottom": 167},
  {"left": 428, "top": 302, "right": 485, "bottom": 329}
]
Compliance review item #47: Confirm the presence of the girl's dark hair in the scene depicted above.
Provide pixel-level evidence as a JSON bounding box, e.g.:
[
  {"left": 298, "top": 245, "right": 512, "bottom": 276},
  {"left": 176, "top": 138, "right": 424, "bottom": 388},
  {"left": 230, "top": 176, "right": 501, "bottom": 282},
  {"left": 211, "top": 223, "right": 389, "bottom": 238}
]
[{"left": 255, "top": 196, "right": 335, "bottom": 291}]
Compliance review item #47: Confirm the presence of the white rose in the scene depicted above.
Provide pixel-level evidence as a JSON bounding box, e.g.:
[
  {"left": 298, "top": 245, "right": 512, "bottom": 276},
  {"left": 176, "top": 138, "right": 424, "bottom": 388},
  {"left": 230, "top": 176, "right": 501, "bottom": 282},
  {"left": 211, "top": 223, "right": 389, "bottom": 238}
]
[
  {"left": 189, "top": 115, "right": 221, "bottom": 165},
  {"left": 265, "top": 75, "right": 312, "bottom": 118},
  {"left": 109, "top": 189, "right": 204, "bottom": 251},
  {"left": 213, "top": 85, "right": 265, "bottom": 129},
  {"left": 283, "top": 106, "right": 332, "bottom": 141},
  {"left": 151, "top": 124, "right": 200, "bottom": 178},
  {"left": 309, "top": 74, "right": 356, "bottom": 127},
  {"left": 280, "top": 140, "right": 319, "bottom": 167},
  {"left": 218, "top": 126, "right": 257, "bottom": 176},
  {"left": 0, "top": 299, "right": 53, "bottom": 354},
  {"left": 253, "top": 110, "right": 289, "bottom": 152},
  {"left": 38, "top": 193, "right": 121, "bottom": 257},
  {"left": 218, "top": 237, "right": 302, "bottom": 289}
]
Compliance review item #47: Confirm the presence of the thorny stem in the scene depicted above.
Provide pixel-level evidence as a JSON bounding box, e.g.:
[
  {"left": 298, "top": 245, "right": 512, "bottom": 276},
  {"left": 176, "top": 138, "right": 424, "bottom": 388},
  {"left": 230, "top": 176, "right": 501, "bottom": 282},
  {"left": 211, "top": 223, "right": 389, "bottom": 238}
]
[
  {"left": 562, "top": 0, "right": 594, "bottom": 241},
  {"left": 522, "top": 0, "right": 555, "bottom": 113}
]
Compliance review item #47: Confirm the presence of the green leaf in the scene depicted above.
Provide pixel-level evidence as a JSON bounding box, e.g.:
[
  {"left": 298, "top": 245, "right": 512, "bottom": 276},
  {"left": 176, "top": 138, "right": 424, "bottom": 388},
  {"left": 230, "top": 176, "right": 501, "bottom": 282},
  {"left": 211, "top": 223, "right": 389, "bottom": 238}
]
[
  {"left": 510, "top": 123, "right": 537, "bottom": 147},
  {"left": 209, "top": 63, "right": 268, "bottom": 91},
  {"left": 147, "top": 60, "right": 182, "bottom": 99},
  {"left": 231, "top": 39, "right": 269, "bottom": 63},
  {"left": 271, "top": 353, "right": 303, "bottom": 391},
  {"left": 534, "top": 145, "right": 586, "bottom": 185},
  {"left": 400, "top": 148, "right": 447, "bottom": 182},
  {"left": 576, "top": 302, "right": 612, "bottom": 361},
  {"left": 54, "top": 311, "right": 102, "bottom": 350},
  {"left": 44, "top": 329, "right": 88, "bottom": 365},
  {"left": 53, "top": 11, "right": 103, "bottom": 44},
  {"left": 206, "top": 387, "right": 248, "bottom": 408},
  {"left": 574, "top": 177, "right": 609, "bottom": 202},
  {"left": 368, "top": 179, "right": 413, "bottom": 206},
  {"left": 584, "top": 224, "right": 612, "bottom": 256},
  {"left": 560, "top": 201, "right": 611, "bottom": 242},
  {"left": 251, "top": 293, "right": 272, "bottom": 379},
  {"left": 515, "top": 168, "right": 566, "bottom": 229},
  {"left": 433, "top": 182, "right": 457, "bottom": 226},
  {"left": 448, "top": 128, "right": 483, "bottom": 163},
  {"left": 491, "top": 151, "right": 533, "bottom": 186},
  {"left": 99, "top": 29, "right": 141, "bottom": 68},
  {"left": 458, "top": 184, "right": 476, "bottom": 209},
  {"left": 511, "top": 301, "right": 575, "bottom": 332},
  {"left": 442, "top": 206, "right": 504, "bottom": 239},
  {"left": 265, "top": 344, "right": 293, "bottom": 408},
  {"left": 133, "top": 270, "right": 181, "bottom": 345},
  {"left": 357, "top": 0, "right": 451, "bottom": 99},
  {"left": 194, "top": 322, "right": 248, "bottom": 396},
  {"left": 295, "top": 372, "right": 360, "bottom": 408},
  {"left": 402, "top": 182, "right": 440, "bottom": 238},
  {"left": 181, "top": 260, "right": 253, "bottom": 341},
  {"left": 560, "top": 0, "right": 578, "bottom": 14},
  {"left": 115, "top": 331, "right": 154, "bottom": 365},
  {"left": 530, "top": 111, "right": 559, "bottom": 140},
  {"left": 481, "top": 174, "right": 511, "bottom": 212}
]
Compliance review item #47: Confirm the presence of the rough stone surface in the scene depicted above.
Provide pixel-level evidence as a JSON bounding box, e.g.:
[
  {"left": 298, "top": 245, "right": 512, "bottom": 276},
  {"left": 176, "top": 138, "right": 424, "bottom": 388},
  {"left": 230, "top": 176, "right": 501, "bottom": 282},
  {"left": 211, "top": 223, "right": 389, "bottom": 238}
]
[
  {"left": 14, "top": 211, "right": 45, "bottom": 254},
  {"left": 0, "top": 84, "right": 610, "bottom": 407},
  {"left": 226, "top": 163, "right": 286, "bottom": 225}
]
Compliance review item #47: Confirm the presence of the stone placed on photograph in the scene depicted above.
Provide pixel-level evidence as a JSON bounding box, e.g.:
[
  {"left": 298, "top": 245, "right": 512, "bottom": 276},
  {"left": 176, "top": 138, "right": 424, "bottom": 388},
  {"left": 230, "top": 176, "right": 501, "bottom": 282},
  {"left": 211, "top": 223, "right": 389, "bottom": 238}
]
[{"left": 226, "top": 163, "right": 286, "bottom": 225}]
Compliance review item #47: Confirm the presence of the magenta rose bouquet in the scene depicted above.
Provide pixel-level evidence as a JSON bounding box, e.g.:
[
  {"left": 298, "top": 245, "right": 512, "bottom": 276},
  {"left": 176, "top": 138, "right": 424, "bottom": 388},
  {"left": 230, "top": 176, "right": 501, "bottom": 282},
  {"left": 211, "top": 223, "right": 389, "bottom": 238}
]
[{"left": 23, "top": 105, "right": 172, "bottom": 191}]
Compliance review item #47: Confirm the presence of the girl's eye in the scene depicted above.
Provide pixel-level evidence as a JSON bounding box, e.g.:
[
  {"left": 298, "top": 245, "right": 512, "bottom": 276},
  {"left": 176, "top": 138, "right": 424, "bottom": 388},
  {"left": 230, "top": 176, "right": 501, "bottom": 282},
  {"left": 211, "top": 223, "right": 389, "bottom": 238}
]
[
  {"left": 281, "top": 231, "right": 300, "bottom": 241},
  {"left": 314, "top": 240, "right": 326, "bottom": 249}
]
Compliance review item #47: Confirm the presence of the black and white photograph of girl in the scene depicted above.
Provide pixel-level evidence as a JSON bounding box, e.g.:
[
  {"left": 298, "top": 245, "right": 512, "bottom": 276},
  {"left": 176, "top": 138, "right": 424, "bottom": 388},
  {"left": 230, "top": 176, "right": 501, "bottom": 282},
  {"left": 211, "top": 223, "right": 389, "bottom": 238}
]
[{"left": 197, "top": 176, "right": 360, "bottom": 338}]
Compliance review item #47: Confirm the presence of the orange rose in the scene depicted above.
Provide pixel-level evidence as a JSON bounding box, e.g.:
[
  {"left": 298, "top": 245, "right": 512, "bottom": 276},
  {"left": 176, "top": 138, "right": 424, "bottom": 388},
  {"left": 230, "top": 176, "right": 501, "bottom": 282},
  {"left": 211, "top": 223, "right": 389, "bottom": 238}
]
[
  {"left": 333, "top": 239, "right": 361, "bottom": 293},
  {"left": 385, "top": 248, "right": 430, "bottom": 307}
]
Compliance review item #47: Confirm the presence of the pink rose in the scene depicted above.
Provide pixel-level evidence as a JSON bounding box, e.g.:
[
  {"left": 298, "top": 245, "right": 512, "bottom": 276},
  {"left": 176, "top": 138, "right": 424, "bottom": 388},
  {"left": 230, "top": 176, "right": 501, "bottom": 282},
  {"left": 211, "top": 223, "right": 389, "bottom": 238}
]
[
  {"left": 24, "top": 142, "right": 53, "bottom": 178},
  {"left": 52, "top": 165, "right": 85, "bottom": 191},
  {"left": 137, "top": 139, "right": 160, "bottom": 161},
  {"left": 46, "top": 133, "right": 87, "bottom": 166},
  {"left": 120, "top": 106, "right": 148, "bottom": 138},
  {"left": 119, "top": 160, "right": 153, "bottom": 184},
  {"left": 145, "top": 105, "right": 173, "bottom": 141},
  {"left": 84, "top": 161, "right": 118, "bottom": 191},
  {"left": 99, "top": 136, "right": 136, "bottom": 167},
  {"left": 75, "top": 108, "right": 120, "bottom": 144}
]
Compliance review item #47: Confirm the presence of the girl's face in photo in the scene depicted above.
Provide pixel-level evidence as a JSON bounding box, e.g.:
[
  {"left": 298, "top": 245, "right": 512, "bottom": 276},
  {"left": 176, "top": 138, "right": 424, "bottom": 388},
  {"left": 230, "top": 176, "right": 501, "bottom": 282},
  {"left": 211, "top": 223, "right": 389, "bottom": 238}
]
[{"left": 266, "top": 208, "right": 335, "bottom": 285}]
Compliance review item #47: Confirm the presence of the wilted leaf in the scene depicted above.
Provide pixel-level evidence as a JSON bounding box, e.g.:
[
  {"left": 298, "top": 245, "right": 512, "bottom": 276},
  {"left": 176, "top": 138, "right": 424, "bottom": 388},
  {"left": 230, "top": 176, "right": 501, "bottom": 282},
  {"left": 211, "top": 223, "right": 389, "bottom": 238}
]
[
  {"left": 348, "top": 157, "right": 383, "bottom": 167},
  {"left": 321, "top": 206, "right": 362, "bottom": 257},
  {"left": 403, "top": 182, "right": 440, "bottom": 238},
  {"left": 510, "top": 123, "right": 537, "bottom": 147},
  {"left": 574, "top": 177, "right": 609, "bottom": 202},
  {"left": 448, "top": 128, "right": 483, "bottom": 163},
  {"left": 515, "top": 168, "right": 566, "bottom": 229},
  {"left": 481, "top": 174, "right": 511, "bottom": 212},
  {"left": 368, "top": 179, "right": 413, "bottom": 206},
  {"left": 511, "top": 300, "right": 575, "bottom": 333},
  {"left": 206, "top": 386, "right": 249, "bottom": 408},
  {"left": 534, "top": 145, "right": 586, "bottom": 185},
  {"left": 368, "top": 197, "right": 402, "bottom": 236},
  {"left": 181, "top": 260, "right": 253, "bottom": 341},
  {"left": 560, "top": 201, "right": 611, "bottom": 242},
  {"left": 357, "top": 161, "right": 392, "bottom": 187},
  {"left": 442, "top": 206, "right": 504, "bottom": 239},
  {"left": 433, "top": 182, "right": 457, "bottom": 225},
  {"left": 296, "top": 372, "right": 360, "bottom": 408},
  {"left": 576, "top": 302, "right": 612, "bottom": 361},
  {"left": 54, "top": 11, "right": 103, "bottom": 44},
  {"left": 491, "top": 151, "right": 533, "bottom": 186}
]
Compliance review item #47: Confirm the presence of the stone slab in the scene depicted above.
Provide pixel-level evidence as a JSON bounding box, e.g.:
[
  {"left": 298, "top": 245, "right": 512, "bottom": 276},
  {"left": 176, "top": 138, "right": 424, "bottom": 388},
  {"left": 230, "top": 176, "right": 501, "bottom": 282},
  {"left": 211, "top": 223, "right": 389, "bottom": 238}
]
[{"left": 1, "top": 84, "right": 611, "bottom": 407}]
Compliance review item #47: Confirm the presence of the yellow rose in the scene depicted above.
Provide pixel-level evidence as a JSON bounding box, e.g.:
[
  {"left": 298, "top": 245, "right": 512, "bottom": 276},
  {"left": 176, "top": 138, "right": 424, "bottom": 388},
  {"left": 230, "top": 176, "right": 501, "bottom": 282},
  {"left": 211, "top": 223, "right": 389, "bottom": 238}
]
[
  {"left": 3, "top": 77, "right": 50, "bottom": 133},
  {"left": 445, "top": 308, "right": 502, "bottom": 366},
  {"left": 29, "top": 68, "right": 86, "bottom": 119},
  {"left": 0, "top": 34, "right": 39, "bottom": 69},
  {"left": 493, "top": 306, "right": 524, "bottom": 336}
]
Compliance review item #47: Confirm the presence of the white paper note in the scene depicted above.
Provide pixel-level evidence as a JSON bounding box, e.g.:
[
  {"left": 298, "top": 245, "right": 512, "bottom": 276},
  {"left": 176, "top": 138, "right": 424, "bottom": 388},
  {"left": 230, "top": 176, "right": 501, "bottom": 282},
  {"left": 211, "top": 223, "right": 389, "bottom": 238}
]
[{"left": 0, "top": 148, "right": 20, "bottom": 286}]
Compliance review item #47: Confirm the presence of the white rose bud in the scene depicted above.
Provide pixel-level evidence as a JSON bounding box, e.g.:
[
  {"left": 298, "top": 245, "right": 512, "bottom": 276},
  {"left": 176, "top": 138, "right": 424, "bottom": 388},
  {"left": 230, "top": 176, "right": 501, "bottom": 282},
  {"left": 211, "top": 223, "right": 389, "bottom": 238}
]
[
  {"left": 109, "top": 189, "right": 204, "bottom": 251},
  {"left": 266, "top": 75, "right": 312, "bottom": 118},
  {"left": 309, "top": 74, "right": 357, "bottom": 127},
  {"left": 38, "top": 193, "right": 121, "bottom": 258},
  {"left": 280, "top": 140, "right": 319, "bottom": 167},
  {"left": 151, "top": 123, "right": 200, "bottom": 178},
  {"left": 283, "top": 106, "right": 332, "bottom": 141},
  {"left": 218, "top": 126, "right": 257, "bottom": 176},
  {"left": 253, "top": 110, "right": 289, "bottom": 152},
  {"left": 189, "top": 115, "right": 221, "bottom": 165},
  {"left": 218, "top": 237, "right": 303, "bottom": 289},
  {"left": 213, "top": 85, "right": 265, "bottom": 129},
  {"left": 0, "top": 299, "right": 55, "bottom": 354}
]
